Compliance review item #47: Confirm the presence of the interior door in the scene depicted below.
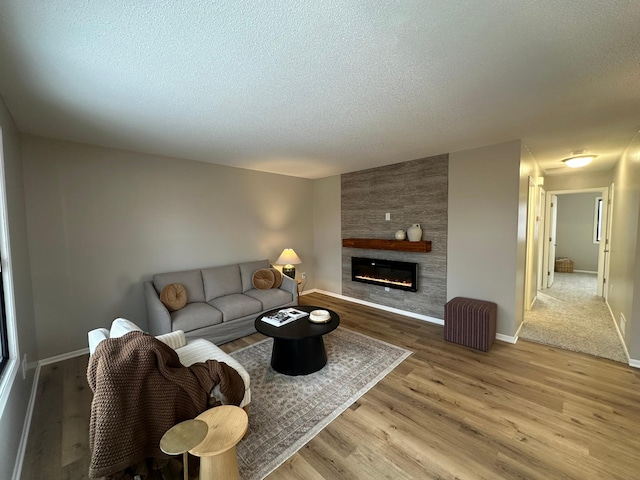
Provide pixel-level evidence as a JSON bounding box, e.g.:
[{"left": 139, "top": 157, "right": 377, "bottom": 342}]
[{"left": 547, "top": 194, "right": 558, "bottom": 288}]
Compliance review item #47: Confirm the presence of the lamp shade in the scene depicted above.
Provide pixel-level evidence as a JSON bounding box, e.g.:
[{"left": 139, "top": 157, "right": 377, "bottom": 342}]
[{"left": 275, "top": 248, "right": 302, "bottom": 266}]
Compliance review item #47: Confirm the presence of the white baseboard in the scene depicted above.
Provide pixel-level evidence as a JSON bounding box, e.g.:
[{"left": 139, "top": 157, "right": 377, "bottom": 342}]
[
  {"left": 505, "top": 321, "right": 525, "bottom": 345},
  {"left": 39, "top": 347, "right": 89, "bottom": 366},
  {"left": 309, "top": 288, "right": 444, "bottom": 325},
  {"left": 629, "top": 358, "right": 640, "bottom": 369},
  {"left": 13, "top": 346, "right": 91, "bottom": 477},
  {"left": 307, "top": 289, "right": 525, "bottom": 343},
  {"left": 12, "top": 362, "right": 41, "bottom": 480},
  {"left": 605, "top": 301, "right": 631, "bottom": 363},
  {"left": 496, "top": 333, "right": 518, "bottom": 344},
  {"left": 306, "top": 288, "right": 522, "bottom": 343},
  {"left": 573, "top": 270, "right": 597, "bottom": 274}
]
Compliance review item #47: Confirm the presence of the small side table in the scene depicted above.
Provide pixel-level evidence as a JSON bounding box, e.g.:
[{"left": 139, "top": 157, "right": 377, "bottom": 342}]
[
  {"left": 189, "top": 405, "right": 248, "bottom": 480},
  {"left": 160, "top": 419, "right": 208, "bottom": 480}
]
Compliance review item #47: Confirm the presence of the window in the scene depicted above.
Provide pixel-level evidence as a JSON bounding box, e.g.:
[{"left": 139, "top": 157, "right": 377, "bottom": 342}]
[
  {"left": 593, "top": 197, "right": 603, "bottom": 243},
  {"left": 0, "top": 270, "right": 7, "bottom": 377},
  {"left": 0, "top": 128, "right": 15, "bottom": 385}
]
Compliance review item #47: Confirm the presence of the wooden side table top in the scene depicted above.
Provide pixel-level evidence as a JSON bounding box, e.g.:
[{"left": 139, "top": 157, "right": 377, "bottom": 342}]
[{"left": 189, "top": 405, "right": 248, "bottom": 457}]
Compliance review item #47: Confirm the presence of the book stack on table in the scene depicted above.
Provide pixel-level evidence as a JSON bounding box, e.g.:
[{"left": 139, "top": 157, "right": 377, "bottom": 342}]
[{"left": 261, "top": 308, "right": 308, "bottom": 327}]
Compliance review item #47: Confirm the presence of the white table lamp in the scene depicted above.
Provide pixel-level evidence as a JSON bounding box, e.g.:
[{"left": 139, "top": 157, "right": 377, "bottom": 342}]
[{"left": 276, "top": 248, "right": 302, "bottom": 278}]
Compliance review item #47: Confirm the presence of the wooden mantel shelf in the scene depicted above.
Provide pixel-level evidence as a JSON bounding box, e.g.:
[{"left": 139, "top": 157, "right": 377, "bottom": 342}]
[{"left": 342, "top": 238, "right": 432, "bottom": 253}]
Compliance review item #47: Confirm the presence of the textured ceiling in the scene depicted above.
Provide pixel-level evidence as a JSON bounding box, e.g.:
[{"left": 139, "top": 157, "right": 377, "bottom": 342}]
[{"left": 0, "top": 1, "right": 639, "bottom": 179}]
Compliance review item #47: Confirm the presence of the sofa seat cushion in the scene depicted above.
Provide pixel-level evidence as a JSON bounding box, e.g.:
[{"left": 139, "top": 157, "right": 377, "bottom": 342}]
[
  {"left": 171, "top": 302, "right": 222, "bottom": 332},
  {"left": 154, "top": 269, "right": 205, "bottom": 303},
  {"left": 244, "top": 288, "right": 295, "bottom": 310},
  {"left": 202, "top": 264, "right": 242, "bottom": 301},
  {"left": 208, "top": 294, "right": 262, "bottom": 321}
]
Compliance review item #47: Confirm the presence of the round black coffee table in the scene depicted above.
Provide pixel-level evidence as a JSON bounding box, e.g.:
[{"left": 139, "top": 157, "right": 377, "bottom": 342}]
[{"left": 255, "top": 305, "right": 340, "bottom": 375}]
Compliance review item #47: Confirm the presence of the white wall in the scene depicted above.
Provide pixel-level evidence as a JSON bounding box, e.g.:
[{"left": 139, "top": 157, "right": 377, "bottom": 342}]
[
  {"left": 607, "top": 132, "right": 640, "bottom": 360},
  {"left": 0, "top": 97, "right": 38, "bottom": 480},
  {"left": 448, "top": 140, "right": 524, "bottom": 338},
  {"left": 521, "top": 144, "right": 543, "bottom": 312},
  {"left": 21, "top": 135, "right": 315, "bottom": 359},
  {"left": 312, "top": 176, "right": 342, "bottom": 294},
  {"left": 555, "top": 192, "right": 601, "bottom": 271}
]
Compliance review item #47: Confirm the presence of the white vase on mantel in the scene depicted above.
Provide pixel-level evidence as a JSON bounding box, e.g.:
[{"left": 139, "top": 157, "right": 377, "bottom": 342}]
[
  {"left": 395, "top": 229, "right": 406, "bottom": 240},
  {"left": 407, "top": 224, "right": 422, "bottom": 242}
]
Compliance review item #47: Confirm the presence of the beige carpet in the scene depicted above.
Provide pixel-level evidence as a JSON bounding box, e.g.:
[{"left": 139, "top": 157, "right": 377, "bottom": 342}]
[
  {"left": 230, "top": 328, "right": 411, "bottom": 480},
  {"left": 520, "top": 272, "right": 627, "bottom": 363}
]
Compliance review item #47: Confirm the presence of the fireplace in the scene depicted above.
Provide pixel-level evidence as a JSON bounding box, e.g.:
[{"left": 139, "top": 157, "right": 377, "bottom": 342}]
[{"left": 351, "top": 257, "right": 418, "bottom": 292}]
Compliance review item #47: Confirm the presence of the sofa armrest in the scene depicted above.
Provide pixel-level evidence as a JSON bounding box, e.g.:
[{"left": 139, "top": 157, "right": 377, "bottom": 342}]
[
  {"left": 279, "top": 274, "right": 298, "bottom": 299},
  {"left": 156, "top": 330, "right": 187, "bottom": 350},
  {"left": 88, "top": 328, "right": 110, "bottom": 356},
  {"left": 144, "top": 281, "right": 171, "bottom": 336}
]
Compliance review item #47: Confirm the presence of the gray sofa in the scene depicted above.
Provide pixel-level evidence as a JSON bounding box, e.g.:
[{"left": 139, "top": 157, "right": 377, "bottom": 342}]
[{"left": 144, "top": 259, "right": 298, "bottom": 345}]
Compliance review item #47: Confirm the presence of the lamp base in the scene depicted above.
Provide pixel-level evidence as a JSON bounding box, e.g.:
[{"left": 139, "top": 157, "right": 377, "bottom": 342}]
[{"left": 282, "top": 266, "right": 296, "bottom": 278}]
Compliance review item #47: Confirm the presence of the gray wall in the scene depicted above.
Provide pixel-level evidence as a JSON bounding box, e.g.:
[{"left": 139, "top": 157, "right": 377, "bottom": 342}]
[
  {"left": 312, "top": 176, "right": 342, "bottom": 294},
  {"left": 21, "top": 135, "right": 315, "bottom": 359},
  {"left": 555, "top": 192, "right": 601, "bottom": 272},
  {"left": 341, "top": 155, "right": 448, "bottom": 319},
  {"left": 608, "top": 133, "right": 640, "bottom": 360},
  {"left": 544, "top": 170, "right": 612, "bottom": 191},
  {"left": 0, "top": 97, "right": 38, "bottom": 479},
  {"left": 448, "top": 140, "right": 524, "bottom": 337}
]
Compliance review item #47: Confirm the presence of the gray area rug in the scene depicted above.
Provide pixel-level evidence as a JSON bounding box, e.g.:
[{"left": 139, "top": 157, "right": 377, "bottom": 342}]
[
  {"left": 230, "top": 328, "right": 411, "bottom": 480},
  {"left": 521, "top": 272, "right": 627, "bottom": 363}
]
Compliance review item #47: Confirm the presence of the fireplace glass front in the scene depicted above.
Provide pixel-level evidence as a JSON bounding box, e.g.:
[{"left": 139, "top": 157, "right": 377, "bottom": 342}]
[{"left": 351, "top": 257, "right": 418, "bottom": 292}]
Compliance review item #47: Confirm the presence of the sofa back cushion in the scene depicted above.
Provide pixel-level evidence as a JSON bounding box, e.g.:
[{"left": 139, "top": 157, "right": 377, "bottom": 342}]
[
  {"left": 202, "top": 264, "right": 242, "bottom": 301},
  {"left": 153, "top": 269, "right": 205, "bottom": 303},
  {"left": 239, "top": 259, "right": 270, "bottom": 293}
]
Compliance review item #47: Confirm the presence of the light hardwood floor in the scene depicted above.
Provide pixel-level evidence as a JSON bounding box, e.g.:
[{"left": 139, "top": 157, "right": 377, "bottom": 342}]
[{"left": 21, "top": 292, "right": 640, "bottom": 479}]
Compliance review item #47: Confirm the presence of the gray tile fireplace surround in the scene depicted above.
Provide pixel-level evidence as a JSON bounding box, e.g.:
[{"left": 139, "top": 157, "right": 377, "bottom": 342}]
[{"left": 341, "top": 153, "right": 447, "bottom": 320}]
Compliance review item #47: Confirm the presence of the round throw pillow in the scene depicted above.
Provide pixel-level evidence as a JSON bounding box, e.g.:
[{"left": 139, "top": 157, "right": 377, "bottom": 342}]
[
  {"left": 269, "top": 267, "right": 283, "bottom": 288},
  {"left": 160, "top": 283, "right": 187, "bottom": 311},
  {"left": 252, "top": 268, "right": 275, "bottom": 289}
]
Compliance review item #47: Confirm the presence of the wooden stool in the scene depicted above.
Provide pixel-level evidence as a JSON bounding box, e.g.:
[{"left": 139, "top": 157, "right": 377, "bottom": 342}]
[
  {"left": 160, "top": 419, "right": 208, "bottom": 480},
  {"left": 189, "top": 405, "right": 248, "bottom": 480}
]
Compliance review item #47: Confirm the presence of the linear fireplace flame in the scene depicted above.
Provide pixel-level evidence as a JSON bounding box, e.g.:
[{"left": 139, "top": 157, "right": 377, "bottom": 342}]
[{"left": 351, "top": 257, "right": 418, "bottom": 292}]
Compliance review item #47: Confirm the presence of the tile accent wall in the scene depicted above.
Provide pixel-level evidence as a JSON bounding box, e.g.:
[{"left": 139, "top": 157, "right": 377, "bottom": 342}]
[{"left": 341, "top": 154, "right": 448, "bottom": 319}]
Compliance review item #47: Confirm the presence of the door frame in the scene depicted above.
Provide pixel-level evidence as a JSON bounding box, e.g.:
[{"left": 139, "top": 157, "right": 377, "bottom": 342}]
[
  {"left": 603, "top": 183, "right": 614, "bottom": 301},
  {"left": 541, "top": 187, "right": 609, "bottom": 295},
  {"left": 536, "top": 187, "right": 546, "bottom": 290},
  {"left": 543, "top": 194, "right": 558, "bottom": 289},
  {"left": 524, "top": 177, "right": 540, "bottom": 310}
]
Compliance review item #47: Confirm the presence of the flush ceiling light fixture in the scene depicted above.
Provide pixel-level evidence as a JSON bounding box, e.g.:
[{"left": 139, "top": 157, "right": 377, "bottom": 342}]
[{"left": 562, "top": 152, "right": 597, "bottom": 168}]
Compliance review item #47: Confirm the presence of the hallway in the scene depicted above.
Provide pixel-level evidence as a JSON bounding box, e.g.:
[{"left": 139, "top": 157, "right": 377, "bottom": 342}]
[{"left": 520, "top": 272, "right": 627, "bottom": 363}]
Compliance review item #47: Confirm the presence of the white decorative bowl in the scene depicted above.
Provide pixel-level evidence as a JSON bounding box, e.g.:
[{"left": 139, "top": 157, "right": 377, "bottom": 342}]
[{"left": 309, "top": 309, "right": 331, "bottom": 323}]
